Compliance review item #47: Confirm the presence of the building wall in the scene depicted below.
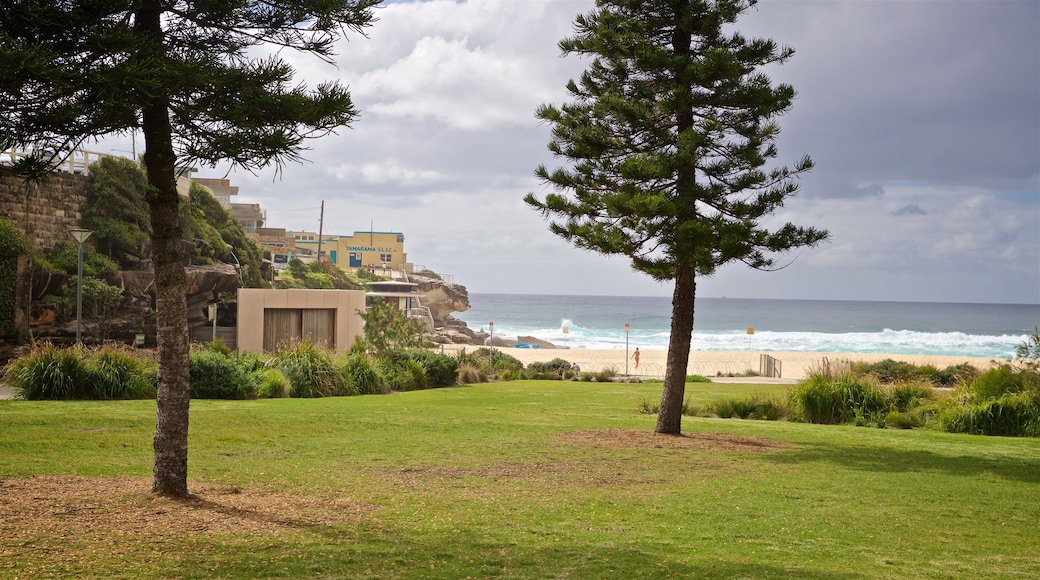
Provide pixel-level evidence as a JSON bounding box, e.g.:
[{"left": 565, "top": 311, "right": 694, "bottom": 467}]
[
  {"left": 0, "top": 172, "right": 92, "bottom": 253},
  {"left": 237, "top": 288, "right": 366, "bottom": 353},
  {"left": 293, "top": 230, "right": 408, "bottom": 272}
]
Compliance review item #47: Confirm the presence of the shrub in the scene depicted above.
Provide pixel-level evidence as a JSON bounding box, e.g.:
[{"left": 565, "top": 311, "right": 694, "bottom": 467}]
[
  {"left": 254, "top": 367, "right": 291, "bottom": 399},
  {"left": 526, "top": 358, "right": 573, "bottom": 377},
  {"left": 790, "top": 375, "right": 887, "bottom": 425},
  {"left": 189, "top": 349, "right": 253, "bottom": 399},
  {"left": 85, "top": 344, "right": 156, "bottom": 399},
  {"left": 970, "top": 366, "right": 1031, "bottom": 401},
  {"left": 457, "top": 363, "right": 485, "bottom": 384},
  {"left": 885, "top": 411, "right": 921, "bottom": 430},
  {"left": 341, "top": 353, "right": 385, "bottom": 395},
  {"left": 274, "top": 340, "right": 348, "bottom": 398},
  {"left": 4, "top": 343, "right": 90, "bottom": 399},
  {"left": 0, "top": 217, "right": 31, "bottom": 336},
  {"left": 888, "top": 383, "right": 935, "bottom": 413},
  {"left": 455, "top": 348, "right": 522, "bottom": 379},
  {"left": 711, "top": 396, "right": 791, "bottom": 421},
  {"left": 853, "top": 359, "right": 917, "bottom": 384},
  {"left": 400, "top": 349, "right": 458, "bottom": 387},
  {"left": 939, "top": 393, "right": 1040, "bottom": 437},
  {"left": 380, "top": 358, "right": 426, "bottom": 391}
]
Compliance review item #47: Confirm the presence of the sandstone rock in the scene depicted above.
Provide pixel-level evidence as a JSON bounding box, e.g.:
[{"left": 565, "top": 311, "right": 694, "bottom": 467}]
[
  {"left": 517, "top": 335, "right": 557, "bottom": 349},
  {"left": 412, "top": 273, "right": 469, "bottom": 325}
]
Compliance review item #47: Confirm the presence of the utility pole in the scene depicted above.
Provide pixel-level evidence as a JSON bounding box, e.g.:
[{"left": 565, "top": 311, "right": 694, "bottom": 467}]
[{"left": 316, "top": 200, "right": 325, "bottom": 263}]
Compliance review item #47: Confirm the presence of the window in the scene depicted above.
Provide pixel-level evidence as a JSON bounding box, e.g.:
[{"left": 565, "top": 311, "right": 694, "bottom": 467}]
[{"left": 380, "top": 253, "right": 392, "bottom": 263}]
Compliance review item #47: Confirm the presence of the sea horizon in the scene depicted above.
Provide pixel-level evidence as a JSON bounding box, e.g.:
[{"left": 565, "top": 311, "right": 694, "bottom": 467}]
[
  {"left": 462, "top": 292, "right": 1039, "bottom": 308},
  {"left": 453, "top": 293, "right": 1039, "bottom": 359}
]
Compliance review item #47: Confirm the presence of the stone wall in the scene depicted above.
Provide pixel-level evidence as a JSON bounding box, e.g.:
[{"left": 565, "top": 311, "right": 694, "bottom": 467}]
[{"left": 0, "top": 172, "right": 93, "bottom": 253}]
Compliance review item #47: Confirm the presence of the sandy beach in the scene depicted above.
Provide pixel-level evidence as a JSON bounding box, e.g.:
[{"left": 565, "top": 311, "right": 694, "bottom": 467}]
[{"left": 437, "top": 345, "right": 1002, "bottom": 380}]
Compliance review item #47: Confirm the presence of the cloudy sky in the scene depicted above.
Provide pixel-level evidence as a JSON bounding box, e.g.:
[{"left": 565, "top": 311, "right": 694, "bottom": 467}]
[{"left": 106, "top": 0, "right": 1040, "bottom": 304}]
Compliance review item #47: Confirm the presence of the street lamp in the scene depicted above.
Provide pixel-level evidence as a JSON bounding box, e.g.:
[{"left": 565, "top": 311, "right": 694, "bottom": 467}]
[{"left": 69, "top": 228, "right": 92, "bottom": 345}]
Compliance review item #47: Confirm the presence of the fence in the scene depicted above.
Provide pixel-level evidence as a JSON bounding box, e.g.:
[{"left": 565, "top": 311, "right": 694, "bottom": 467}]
[{"left": 2, "top": 146, "right": 116, "bottom": 176}]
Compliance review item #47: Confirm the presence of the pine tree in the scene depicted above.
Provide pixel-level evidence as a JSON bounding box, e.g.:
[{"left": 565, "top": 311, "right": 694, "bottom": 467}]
[
  {"left": 0, "top": 0, "right": 379, "bottom": 495},
  {"left": 526, "top": 0, "right": 829, "bottom": 434}
]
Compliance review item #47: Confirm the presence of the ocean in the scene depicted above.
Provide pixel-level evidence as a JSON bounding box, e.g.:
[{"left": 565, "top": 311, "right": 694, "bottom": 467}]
[{"left": 453, "top": 294, "right": 1040, "bottom": 359}]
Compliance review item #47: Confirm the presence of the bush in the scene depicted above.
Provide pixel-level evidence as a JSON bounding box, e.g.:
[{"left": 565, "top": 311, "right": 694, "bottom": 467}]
[
  {"left": 711, "top": 396, "right": 791, "bottom": 421},
  {"left": 189, "top": 349, "right": 253, "bottom": 399},
  {"left": 85, "top": 344, "right": 156, "bottom": 399},
  {"left": 380, "top": 358, "right": 426, "bottom": 391},
  {"left": 4, "top": 343, "right": 156, "bottom": 400},
  {"left": 455, "top": 348, "right": 522, "bottom": 380},
  {"left": 5, "top": 343, "right": 90, "bottom": 399},
  {"left": 970, "top": 366, "right": 1032, "bottom": 401},
  {"left": 457, "top": 363, "right": 485, "bottom": 384},
  {"left": 341, "top": 353, "right": 385, "bottom": 395},
  {"left": 0, "top": 217, "right": 31, "bottom": 336},
  {"left": 790, "top": 375, "right": 887, "bottom": 425},
  {"left": 939, "top": 393, "right": 1040, "bottom": 437},
  {"left": 274, "top": 340, "right": 348, "bottom": 398},
  {"left": 526, "top": 358, "right": 573, "bottom": 379},
  {"left": 400, "top": 349, "right": 458, "bottom": 387},
  {"left": 254, "top": 367, "right": 291, "bottom": 399},
  {"left": 888, "top": 383, "right": 935, "bottom": 413}
]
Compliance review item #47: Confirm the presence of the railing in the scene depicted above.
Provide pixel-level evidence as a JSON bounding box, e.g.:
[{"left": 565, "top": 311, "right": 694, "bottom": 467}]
[
  {"left": 408, "top": 264, "right": 454, "bottom": 285},
  {"left": 2, "top": 146, "right": 117, "bottom": 176},
  {"left": 759, "top": 354, "right": 782, "bottom": 378},
  {"left": 407, "top": 306, "right": 435, "bottom": 331}
]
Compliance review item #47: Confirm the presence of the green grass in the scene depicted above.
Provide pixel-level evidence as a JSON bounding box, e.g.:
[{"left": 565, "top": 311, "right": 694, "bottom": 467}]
[{"left": 2, "top": 380, "right": 1039, "bottom": 578}]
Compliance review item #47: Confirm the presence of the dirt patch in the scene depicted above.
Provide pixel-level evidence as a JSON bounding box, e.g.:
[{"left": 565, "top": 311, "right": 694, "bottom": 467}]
[
  {"left": 0, "top": 475, "right": 376, "bottom": 540},
  {"left": 557, "top": 429, "right": 788, "bottom": 452}
]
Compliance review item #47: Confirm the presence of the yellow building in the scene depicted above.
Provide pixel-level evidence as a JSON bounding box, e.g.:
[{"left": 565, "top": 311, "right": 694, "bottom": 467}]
[{"left": 291, "top": 230, "right": 409, "bottom": 272}]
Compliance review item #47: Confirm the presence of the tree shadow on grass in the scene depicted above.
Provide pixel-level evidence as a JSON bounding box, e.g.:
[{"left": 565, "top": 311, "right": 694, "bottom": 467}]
[
  {"left": 175, "top": 530, "right": 870, "bottom": 580},
  {"left": 761, "top": 441, "right": 1040, "bottom": 484}
]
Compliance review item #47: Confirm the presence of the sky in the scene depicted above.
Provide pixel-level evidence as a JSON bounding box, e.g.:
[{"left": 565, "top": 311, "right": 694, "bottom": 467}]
[{"left": 98, "top": 0, "right": 1040, "bottom": 304}]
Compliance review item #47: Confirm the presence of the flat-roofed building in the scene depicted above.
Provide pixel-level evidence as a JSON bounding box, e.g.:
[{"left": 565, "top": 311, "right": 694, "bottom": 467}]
[{"left": 292, "top": 229, "right": 410, "bottom": 273}]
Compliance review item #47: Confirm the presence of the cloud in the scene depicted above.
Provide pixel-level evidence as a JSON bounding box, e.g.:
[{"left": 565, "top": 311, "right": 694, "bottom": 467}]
[
  {"left": 892, "top": 204, "right": 927, "bottom": 217},
  {"left": 92, "top": 0, "right": 1036, "bottom": 303}
]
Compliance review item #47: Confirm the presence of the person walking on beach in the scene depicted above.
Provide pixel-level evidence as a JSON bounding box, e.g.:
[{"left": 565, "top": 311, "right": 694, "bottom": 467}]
[{"left": 632, "top": 348, "right": 640, "bottom": 369}]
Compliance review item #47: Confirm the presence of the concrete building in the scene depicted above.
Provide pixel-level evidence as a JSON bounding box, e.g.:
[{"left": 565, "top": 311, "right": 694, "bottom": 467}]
[
  {"left": 237, "top": 288, "right": 366, "bottom": 353},
  {"left": 292, "top": 230, "right": 410, "bottom": 272}
]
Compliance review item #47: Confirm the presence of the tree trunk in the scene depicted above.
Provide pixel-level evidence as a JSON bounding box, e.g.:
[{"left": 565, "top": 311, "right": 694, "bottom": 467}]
[
  {"left": 145, "top": 123, "right": 191, "bottom": 496},
  {"left": 138, "top": 1, "right": 190, "bottom": 497},
  {"left": 655, "top": 262, "right": 696, "bottom": 434}
]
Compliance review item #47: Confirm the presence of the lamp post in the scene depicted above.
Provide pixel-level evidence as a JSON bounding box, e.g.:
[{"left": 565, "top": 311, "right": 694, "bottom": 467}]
[
  {"left": 69, "top": 228, "right": 92, "bottom": 345},
  {"left": 488, "top": 321, "right": 494, "bottom": 367},
  {"left": 624, "top": 322, "right": 631, "bottom": 376}
]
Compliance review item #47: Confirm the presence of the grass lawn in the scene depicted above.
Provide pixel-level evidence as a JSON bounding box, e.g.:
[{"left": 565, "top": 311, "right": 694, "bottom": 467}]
[{"left": 1, "top": 380, "right": 1038, "bottom": 579}]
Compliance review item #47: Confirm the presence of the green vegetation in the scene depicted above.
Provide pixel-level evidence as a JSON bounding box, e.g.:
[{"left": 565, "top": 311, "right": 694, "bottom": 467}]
[
  {"left": 36, "top": 241, "right": 119, "bottom": 277},
  {"left": 0, "top": 216, "right": 30, "bottom": 335},
  {"left": 3, "top": 343, "right": 156, "bottom": 400},
  {"left": 1, "top": 380, "right": 1037, "bottom": 578},
  {"left": 279, "top": 257, "right": 365, "bottom": 290},
  {"left": 82, "top": 156, "right": 151, "bottom": 263},
  {"left": 187, "top": 183, "right": 266, "bottom": 287},
  {"left": 359, "top": 297, "right": 432, "bottom": 356},
  {"left": 525, "top": 0, "right": 829, "bottom": 434},
  {"left": 42, "top": 277, "right": 127, "bottom": 339},
  {"left": 693, "top": 359, "right": 1039, "bottom": 437}
]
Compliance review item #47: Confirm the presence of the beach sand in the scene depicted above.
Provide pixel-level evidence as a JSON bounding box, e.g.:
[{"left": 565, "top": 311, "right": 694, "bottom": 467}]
[{"left": 437, "top": 345, "right": 1001, "bottom": 380}]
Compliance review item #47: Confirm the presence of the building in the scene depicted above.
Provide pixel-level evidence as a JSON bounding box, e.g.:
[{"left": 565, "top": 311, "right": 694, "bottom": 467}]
[
  {"left": 237, "top": 288, "right": 366, "bottom": 353},
  {"left": 292, "top": 230, "right": 410, "bottom": 272}
]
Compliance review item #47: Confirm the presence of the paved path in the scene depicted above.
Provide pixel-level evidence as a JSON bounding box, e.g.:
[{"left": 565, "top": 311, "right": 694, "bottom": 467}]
[{"left": 709, "top": 376, "right": 800, "bottom": 385}]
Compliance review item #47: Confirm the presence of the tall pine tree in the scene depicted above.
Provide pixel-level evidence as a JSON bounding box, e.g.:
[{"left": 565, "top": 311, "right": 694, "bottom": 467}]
[
  {"left": 526, "top": 0, "right": 828, "bottom": 434},
  {"left": 0, "top": 0, "right": 379, "bottom": 496}
]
